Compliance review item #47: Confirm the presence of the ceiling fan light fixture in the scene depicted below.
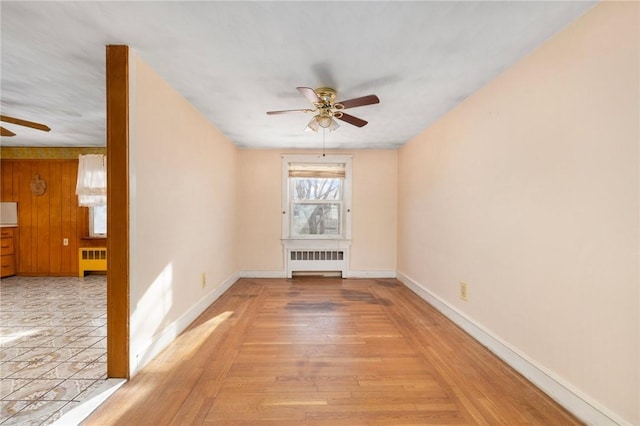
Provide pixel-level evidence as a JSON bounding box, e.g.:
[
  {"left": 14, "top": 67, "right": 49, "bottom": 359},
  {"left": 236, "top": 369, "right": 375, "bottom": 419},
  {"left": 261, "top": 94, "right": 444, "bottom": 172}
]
[
  {"left": 305, "top": 116, "right": 320, "bottom": 132},
  {"left": 317, "top": 114, "right": 333, "bottom": 128},
  {"left": 305, "top": 115, "right": 340, "bottom": 133}
]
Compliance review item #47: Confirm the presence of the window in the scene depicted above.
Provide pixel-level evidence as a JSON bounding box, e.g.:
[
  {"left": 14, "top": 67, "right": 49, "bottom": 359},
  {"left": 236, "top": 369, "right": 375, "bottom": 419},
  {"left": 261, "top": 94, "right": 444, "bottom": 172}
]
[
  {"left": 89, "top": 205, "right": 107, "bottom": 237},
  {"left": 291, "top": 176, "right": 342, "bottom": 237},
  {"left": 282, "top": 155, "right": 352, "bottom": 240}
]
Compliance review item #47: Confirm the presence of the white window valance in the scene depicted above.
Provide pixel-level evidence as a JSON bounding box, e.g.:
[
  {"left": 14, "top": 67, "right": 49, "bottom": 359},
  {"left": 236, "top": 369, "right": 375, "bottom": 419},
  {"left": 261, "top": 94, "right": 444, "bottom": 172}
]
[{"left": 76, "top": 154, "right": 107, "bottom": 207}]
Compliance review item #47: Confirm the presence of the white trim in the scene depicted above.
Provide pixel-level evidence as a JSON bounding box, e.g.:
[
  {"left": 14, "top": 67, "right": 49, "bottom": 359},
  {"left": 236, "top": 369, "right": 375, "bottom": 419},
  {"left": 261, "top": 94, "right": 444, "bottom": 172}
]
[
  {"left": 239, "top": 270, "right": 287, "bottom": 278},
  {"left": 281, "top": 238, "right": 352, "bottom": 249},
  {"left": 281, "top": 154, "right": 353, "bottom": 241},
  {"left": 349, "top": 270, "right": 396, "bottom": 279},
  {"left": 396, "top": 271, "right": 630, "bottom": 426},
  {"left": 131, "top": 272, "right": 239, "bottom": 376}
]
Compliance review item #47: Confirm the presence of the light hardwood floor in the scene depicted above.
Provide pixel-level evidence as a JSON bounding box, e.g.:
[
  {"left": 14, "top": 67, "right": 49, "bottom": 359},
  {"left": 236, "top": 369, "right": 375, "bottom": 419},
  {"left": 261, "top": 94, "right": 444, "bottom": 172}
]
[{"left": 84, "top": 278, "right": 582, "bottom": 425}]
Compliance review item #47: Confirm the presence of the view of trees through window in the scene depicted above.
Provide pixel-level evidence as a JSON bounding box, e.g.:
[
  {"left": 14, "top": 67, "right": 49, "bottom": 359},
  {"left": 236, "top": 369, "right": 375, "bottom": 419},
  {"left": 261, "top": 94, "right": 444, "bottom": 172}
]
[{"left": 292, "top": 178, "right": 342, "bottom": 236}]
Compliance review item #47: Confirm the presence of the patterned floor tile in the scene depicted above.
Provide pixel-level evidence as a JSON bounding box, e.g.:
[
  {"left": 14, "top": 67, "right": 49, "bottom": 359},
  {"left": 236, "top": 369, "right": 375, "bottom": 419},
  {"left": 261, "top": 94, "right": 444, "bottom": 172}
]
[
  {"left": 41, "top": 379, "right": 96, "bottom": 401},
  {"left": 6, "top": 360, "right": 60, "bottom": 380},
  {"left": 61, "top": 336, "right": 104, "bottom": 349},
  {"left": 65, "top": 348, "right": 104, "bottom": 364},
  {"left": 70, "top": 362, "right": 107, "bottom": 380},
  {"left": 0, "top": 361, "right": 28, "bottom": 379},
  {"left": 3, "top": 379, "right": 62, "bottom": 401},
  {"left": 55, "top": 313, "right": 95, "bottom": 326},
  {"left": 0, "top": 399, "right": 32, "bottom": 422},
  {"left": 1, "top": 400, "right": 69, "bottom": 426},
  {"left": 52, "top": 301, "right": 90, "bottom": 311},
  {"left": 88, "top": 327, "right": 107, "bottom": 337},
  {"left": 71, "top": 379, "right": 106, "bottom": 402},
  {"left": 89, "top": 338, "right": 107, "bottom": 349},
  {"left": 11, "top": 336, "right": 56, "bottom": 348},
  {"left": 64, "top": 326, "right": 100, "bottom": 338},
  {"left": 0, "top": 347, "right": 35, "bottom": 362},
  {"left": 0, "top": 378, "right": 30, "bottom": 399},
  {"left": 82, "top": 318, "right": 106, "bottom": 327},
  {"left": 11, "top": 347, "right": 82, "bottom": 363},
  {"left": 38, "top": 362, "right": 94, "bottom": 380},
  {"left": 0, "top": 275, "right": 106, "bottom": 424}
]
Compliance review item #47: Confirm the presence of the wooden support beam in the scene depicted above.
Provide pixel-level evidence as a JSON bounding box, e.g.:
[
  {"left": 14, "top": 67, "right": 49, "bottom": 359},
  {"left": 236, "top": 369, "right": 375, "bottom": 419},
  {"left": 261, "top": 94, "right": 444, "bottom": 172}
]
[{"left": 106, "top": 44, "right": 130, "bottom": 379}]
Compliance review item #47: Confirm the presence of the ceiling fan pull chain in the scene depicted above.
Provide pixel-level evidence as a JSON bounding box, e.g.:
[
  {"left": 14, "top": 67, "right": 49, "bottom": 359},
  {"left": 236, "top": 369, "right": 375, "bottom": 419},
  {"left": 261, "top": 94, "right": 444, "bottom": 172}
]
[{"left": 322, "top": 127, "right": 326, "bottom": 157}]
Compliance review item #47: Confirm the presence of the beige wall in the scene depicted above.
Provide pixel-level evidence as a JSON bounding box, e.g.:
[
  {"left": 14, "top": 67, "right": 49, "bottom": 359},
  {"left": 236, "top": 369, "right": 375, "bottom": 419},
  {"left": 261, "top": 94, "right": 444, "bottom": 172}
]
[
  {"left": 351, "top": 150, "right": 397, "bottom": 273},
  {"left": 237, "top": 149, "right": 397, "bottom": 275},
  {"left": 236, "top": 150, "right": 283, "bottom": 271},
  {"left": 398, "top": 2, "right": 638, "bottom": 424},
  {"left": 129, "top": 51, "right": 238, "bottom": 374}
]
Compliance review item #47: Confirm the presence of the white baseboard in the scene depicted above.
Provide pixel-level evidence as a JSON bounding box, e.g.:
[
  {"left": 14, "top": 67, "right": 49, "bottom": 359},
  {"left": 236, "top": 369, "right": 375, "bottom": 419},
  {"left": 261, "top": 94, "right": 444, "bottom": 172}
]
[
  {"left": 396, "top": 271, "right": 628, "bottom": 426},
  {"left": 348, "top": 270, "right": 396, "bottom": 279},
  {"left": 131, "top": 271, "right": 239, "bottom": 376},
  {"left": 239, "top": 270, "right": 287, "bottom": 278}
]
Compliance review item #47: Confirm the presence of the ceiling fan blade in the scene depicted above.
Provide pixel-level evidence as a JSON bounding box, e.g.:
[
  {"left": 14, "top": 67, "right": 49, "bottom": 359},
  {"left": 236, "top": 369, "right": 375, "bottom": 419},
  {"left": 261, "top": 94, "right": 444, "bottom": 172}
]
[
  {"left": 337, "top": 94, "right": 380, "bottom": 109},
  {"left": 336, "top": 113, "right": 368, "bottom": 128},
  {"left": 267, "top": 109, "right": 314, "bottom": 115},
  {"left": 0, "top": 126, "right": 16, "bottom": 137},
  {"left": 0, "top": 115, "right": 51, "bottom": 132},
  {"left": 297, "top": 87, "right": 320, "bottom": 104}
]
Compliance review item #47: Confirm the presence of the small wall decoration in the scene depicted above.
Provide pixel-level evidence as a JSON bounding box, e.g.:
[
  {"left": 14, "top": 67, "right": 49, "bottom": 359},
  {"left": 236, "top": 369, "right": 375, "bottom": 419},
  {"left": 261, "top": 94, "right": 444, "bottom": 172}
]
[{"left": 30, "top": 174, "right": 47, "bottom": 196}]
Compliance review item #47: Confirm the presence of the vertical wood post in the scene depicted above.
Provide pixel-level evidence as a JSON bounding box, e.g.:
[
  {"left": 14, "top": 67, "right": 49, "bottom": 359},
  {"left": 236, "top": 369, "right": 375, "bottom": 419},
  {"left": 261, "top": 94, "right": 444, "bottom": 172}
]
[{"left": 106, "top": 45, "right": 130, "bottom": 378}]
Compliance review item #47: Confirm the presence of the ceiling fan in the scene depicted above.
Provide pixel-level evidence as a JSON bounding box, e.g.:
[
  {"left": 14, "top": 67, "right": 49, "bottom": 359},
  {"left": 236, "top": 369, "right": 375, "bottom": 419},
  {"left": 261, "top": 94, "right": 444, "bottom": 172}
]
[
  {"left": 267, "top": 87, "right": 379, "bottom": 132},
  {"left": 0, "top": 115, "right": 51, "bottom": 137}
]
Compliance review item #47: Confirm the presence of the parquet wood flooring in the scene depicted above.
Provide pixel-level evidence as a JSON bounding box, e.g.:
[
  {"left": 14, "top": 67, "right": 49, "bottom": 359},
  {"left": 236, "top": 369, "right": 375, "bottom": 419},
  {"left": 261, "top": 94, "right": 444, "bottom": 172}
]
[{"left": 83, "top": 278, "right": 582, "bottom": 425}]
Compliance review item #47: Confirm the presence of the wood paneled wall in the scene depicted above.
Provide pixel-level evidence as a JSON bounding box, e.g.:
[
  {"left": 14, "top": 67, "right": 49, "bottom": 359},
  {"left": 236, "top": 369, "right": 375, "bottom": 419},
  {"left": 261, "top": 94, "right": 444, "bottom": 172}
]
[{"left": 0, "top": 159, "right": 102, "bottom": 276}]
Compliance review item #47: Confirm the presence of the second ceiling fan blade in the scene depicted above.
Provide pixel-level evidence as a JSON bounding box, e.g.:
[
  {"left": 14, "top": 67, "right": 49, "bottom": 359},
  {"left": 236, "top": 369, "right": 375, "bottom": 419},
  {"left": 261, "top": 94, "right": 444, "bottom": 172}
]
[
  {"left": 0, "top": 115, "right": 51, "bottom": 132},
  {"left": 297, "top": 87, "right": 320, "bottom": 104},
  {"left": 337, "top": 113, "right": 368, "bottom": 128},
  {"left": 267, "top": 109, "right": 314, "bottom": 115},
  {"left": 338, "top": 94, "right": 380, "bottom": 109}
]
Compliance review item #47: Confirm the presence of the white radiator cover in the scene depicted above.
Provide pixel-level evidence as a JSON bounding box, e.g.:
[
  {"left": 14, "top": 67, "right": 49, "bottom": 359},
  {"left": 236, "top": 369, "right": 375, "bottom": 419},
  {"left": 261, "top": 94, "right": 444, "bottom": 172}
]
[
  {"left": 287, "top": 249, "right": 347, "bottom": 277},
  {"left": 283, "top": 240, "right": 351, "bottom": 278}
]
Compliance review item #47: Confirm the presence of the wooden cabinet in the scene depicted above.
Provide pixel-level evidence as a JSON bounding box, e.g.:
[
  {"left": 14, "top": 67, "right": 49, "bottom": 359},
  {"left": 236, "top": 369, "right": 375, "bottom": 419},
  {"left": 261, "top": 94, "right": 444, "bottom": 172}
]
[{"left": 1, "top": 227, "right": 16, "bottom": 277}]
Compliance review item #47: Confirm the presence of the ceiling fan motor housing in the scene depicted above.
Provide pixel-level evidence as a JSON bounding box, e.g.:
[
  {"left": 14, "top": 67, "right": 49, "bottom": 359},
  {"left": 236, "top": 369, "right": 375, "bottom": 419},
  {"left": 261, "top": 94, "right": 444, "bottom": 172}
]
[
  {"left": 314, "top": 88, "right": 344, "bottom": 120},
  {"left": 314, "top": 87, "right": 337, "bottom": 105}
]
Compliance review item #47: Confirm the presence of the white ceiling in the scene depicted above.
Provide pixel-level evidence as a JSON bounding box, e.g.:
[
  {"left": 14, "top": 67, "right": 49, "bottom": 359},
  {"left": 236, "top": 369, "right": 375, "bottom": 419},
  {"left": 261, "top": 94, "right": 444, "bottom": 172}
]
[{"left": 1, "top": 1, "right": 595, "bottom": 150}]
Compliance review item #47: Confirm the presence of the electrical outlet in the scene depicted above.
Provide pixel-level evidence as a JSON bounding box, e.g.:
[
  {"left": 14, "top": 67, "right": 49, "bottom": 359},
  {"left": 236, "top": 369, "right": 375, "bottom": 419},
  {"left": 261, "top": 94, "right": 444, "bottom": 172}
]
[
  {"left": 63, "top": 238, "right": 69, "bottom": 246},
  {"left": 201, "top": 272, "right": 206, "bottom": 289},
  {"left": 460, "top": 282, "right": 468, "bottom": 301}
]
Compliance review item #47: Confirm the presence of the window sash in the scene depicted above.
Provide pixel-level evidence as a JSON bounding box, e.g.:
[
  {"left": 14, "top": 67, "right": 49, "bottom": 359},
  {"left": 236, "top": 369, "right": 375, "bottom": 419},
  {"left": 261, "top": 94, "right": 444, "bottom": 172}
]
[
  {"left": 291, "top": 177, "right": 343, "bottom": 201},
  {"left": 290, "top": 201, "right": 343, "bottom": 237}
]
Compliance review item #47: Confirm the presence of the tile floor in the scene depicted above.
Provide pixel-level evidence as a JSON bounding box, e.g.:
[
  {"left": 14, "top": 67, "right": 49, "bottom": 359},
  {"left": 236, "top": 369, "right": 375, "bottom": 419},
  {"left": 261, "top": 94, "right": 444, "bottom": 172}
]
[{"left": 0, "top": 275, "right": 107, "bottom": 425}]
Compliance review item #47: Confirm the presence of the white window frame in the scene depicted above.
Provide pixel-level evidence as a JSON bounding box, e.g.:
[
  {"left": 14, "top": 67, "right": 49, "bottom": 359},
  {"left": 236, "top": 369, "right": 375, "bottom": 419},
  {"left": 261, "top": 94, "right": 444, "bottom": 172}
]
[{"left": 281, "top": 154, "right": 352, "bottom": 242}]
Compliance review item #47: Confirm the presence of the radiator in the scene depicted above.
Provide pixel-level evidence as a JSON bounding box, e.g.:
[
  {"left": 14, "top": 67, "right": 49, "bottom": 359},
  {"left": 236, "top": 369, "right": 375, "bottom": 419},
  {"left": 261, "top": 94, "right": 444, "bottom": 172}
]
[
  {"left": 78, "top": 247, "right": 107, "bottom": 277},
  {"left": 286, "top": 249, "right": 347, "bottom": 278}
]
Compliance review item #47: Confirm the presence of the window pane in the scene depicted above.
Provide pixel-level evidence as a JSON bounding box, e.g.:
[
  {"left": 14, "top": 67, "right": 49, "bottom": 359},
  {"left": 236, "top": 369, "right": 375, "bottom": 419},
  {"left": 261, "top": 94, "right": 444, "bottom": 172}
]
[
  {"left": 292, "top": 203, "right": 340, "bottom": 236},
  {"left": 91, "top": 205, "right": 107, "bottom": 235},
  {"left": 292, "top": 178, "right": 342, "bottom": 200}
]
